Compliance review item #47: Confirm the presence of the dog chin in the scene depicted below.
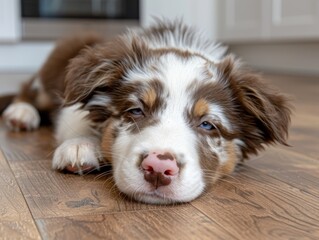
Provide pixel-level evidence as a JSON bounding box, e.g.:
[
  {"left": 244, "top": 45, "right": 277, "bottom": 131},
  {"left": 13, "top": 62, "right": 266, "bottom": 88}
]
[{"left": 115, "top": 173, "right": 205, "bottom": 204}]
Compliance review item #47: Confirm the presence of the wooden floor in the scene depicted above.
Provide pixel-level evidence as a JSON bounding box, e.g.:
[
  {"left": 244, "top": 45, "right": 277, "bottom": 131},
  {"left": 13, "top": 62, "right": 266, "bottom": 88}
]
[{"left": 0, "top": 74, "right": 318, "bottom": 240}]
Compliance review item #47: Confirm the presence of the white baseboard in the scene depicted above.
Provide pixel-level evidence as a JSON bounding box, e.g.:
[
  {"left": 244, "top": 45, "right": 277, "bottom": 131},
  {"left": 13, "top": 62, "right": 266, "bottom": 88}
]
[{"left": 230, "top": 42, "right": 319, "bottom": 76}]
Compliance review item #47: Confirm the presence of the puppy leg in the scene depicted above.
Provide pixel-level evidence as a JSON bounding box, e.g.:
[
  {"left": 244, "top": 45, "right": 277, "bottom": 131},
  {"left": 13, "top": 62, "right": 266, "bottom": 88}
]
[
  {"left": 3, "top": 75, "right": 41, "bottom": 131},
  {"left": 52, "top": 104, "right": 102, "bottom": 174}
]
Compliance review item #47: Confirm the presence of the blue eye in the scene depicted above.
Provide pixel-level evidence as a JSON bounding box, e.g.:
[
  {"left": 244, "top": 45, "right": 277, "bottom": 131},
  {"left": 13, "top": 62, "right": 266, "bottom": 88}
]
[
  {"left": 129, "top": 108, "right": 144, "bottom": 116},
  {"left": 199, "top": 121, "right": 215, "bottom": 131}
]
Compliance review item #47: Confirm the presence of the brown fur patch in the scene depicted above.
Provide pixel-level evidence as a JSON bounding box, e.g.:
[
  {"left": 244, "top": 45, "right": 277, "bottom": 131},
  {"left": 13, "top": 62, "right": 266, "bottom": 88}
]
[
  {"left": 193, "top": 99, "right": 209, "bottom": 118},
  {"left": 101, "top": 119, "right": 117, "bottom": 162},
  {"left": 219, "top": 142, "right": 238, "bottom": 176},
  {"left": 42, "top": 33, "right": 104, "bottom": 98},
  {"left": 35, "top": 90, "right": 54, "bottom": 110},
  {"left": 142, "top": 88, "right": 157, "bottom": 108},
  {"left": 157, "top": 152, "right": 174, "bottom": 161},
  {"left": 0, "top": 94, "right": 15, "bottom": 114}
]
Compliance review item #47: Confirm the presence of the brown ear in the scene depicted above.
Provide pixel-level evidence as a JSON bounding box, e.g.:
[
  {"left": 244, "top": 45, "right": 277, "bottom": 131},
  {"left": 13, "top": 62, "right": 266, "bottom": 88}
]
[
  {"left": 217, "top": 56, "right": 292, "bottom": 158},
  {"left": 64, "top": 36, "right": 150, "bottom": 105},
  {"left": 63, "top": 37, "right": 149, "bottom": 121},
  {"left": 64, "top": 38, "right": 129, "bottom": 105}
]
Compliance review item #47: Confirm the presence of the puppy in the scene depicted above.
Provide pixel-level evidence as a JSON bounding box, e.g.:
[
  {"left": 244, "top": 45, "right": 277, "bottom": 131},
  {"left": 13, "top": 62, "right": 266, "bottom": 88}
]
[{"left": 2, "top": 21, "right": 291, "bottom": 204}]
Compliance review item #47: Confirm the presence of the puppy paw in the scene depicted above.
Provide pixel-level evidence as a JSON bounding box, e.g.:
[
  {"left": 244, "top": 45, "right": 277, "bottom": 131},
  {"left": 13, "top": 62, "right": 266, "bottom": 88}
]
[
  {"left": 52, "top": 137, "right": 103, "bottom": 174},
  {"left": 3, "top": 102, "right": 40, "bottom": 131}
]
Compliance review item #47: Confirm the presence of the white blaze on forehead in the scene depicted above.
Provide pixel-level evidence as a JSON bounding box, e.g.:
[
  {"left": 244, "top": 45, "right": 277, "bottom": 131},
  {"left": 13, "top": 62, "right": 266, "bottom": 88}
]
[
  {"left": 159, "top": 54, "right": 217, "bottom": 116},
  {"left": 159, "top": 53, "right": 217, "bottom": 87},
  {"left": 158, "top": 54, "right": 206, "bottom": 126},
  {"left": 162, "top": 54, "right": 204, "bottom": 80}
]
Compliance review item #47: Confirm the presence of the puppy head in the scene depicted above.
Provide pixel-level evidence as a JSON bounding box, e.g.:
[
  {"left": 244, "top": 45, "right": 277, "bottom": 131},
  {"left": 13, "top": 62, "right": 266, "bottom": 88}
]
[{"left": 64, "top": 37, "right": 291, "bottom": 204}]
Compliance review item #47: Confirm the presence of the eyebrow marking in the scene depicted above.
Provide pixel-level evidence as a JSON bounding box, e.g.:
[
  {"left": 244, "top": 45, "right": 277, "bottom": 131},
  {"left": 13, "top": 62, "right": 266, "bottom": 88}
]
[
  {"left": 142, "top": 88, "right": 157, "bottom": 108},
  {"left": 193, "top": 99, "right": 209, "bottom": 117}
]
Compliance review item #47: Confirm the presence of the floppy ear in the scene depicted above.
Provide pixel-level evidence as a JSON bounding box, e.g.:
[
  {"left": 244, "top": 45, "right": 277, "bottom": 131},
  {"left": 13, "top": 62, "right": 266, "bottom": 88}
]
[
  {"left": 64, "top": 38, "right": 127, "bottom": 105},
  {"left": 64, "top": 37, "right": 149, "bottom": 122},
  {"left": 217, "top": 55, "right": 292, "bottom": 158}
]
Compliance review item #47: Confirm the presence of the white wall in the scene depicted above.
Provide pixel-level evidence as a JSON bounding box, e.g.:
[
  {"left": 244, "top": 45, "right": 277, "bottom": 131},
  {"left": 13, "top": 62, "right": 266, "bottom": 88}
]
[
  {"left": 0, "top": 42, "right": 54, "bottom": 73},
  {"left": 230, "top": 42, "right": 319, "bottom": 76},
  {"left": 140, "top": 0, "right": 219, "bottom": 39},
  {"left": 0, "top": 0, "right": 21, "bottom": 42},
  {"left": 217, "top": 0, "right": 319, "bottom": 75}
]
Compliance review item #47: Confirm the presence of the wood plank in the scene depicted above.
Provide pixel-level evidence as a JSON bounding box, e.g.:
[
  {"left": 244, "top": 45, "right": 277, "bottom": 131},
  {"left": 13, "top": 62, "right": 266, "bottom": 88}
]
[
  {"left": 9, "top": 159, "right": 168, "bottom": 219},
  {"left": 191, "top": 165, "right": 319, "bottom": 240},
  {"left": 247, "top": 147, "right": 319, "bottom": 198},
  {"left": 288, "top": 113, "right": 319, "bottom": 159},
  {"left": 0, "top": 150, "right": 41, "bottom": 239},
  {"left": 0, "top": 124, "right": 55, "bottom": 161},
  {"left": 36, "top": 206, "right": 235, "bottom": 240}
]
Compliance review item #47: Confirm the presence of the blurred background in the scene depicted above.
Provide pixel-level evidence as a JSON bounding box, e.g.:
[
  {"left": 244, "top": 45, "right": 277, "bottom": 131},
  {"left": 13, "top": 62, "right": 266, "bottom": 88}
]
[{"left": 1, "top": 0, "right": 319, "bottom": 94}]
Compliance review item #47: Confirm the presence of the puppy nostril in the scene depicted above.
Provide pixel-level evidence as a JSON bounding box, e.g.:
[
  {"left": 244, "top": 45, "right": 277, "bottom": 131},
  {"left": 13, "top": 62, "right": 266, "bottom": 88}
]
[
  {"left": 143, "top": 165, "right": 154, "bottom": 172},
  {"left": 164, "top": 170, "right": 172, "bottom": 176}
]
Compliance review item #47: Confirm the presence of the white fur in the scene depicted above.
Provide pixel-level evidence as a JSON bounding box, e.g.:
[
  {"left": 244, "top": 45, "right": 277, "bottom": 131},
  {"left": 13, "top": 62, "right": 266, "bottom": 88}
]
[
  {"left": 53, "top": 104, "right": 101, "bottom": 171},
  {"left": 112, "top": 115, "right": 205, "bottom": 203},
  {"left": 209, "top": 104, "right": 232, "bottom": 131},
  {"left": 86, "top": 94, "right": 111, "bottom": 108},
  {"left": 55, "top": 103, "right": 94, "bottom": 144},
  {"left": 3, "top": 102, "right": 40, "bottom": 131},
  {"left": 52, "top": 137, "right": 102, "bottom": 172}
]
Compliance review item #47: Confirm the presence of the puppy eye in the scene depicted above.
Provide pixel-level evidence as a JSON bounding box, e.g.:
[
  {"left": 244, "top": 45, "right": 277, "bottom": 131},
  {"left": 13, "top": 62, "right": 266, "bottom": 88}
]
[
  {"left": 128, "top": 108, "right": 144, "bottom": 116},
  {"left": 199, "top": 121, "right": 215, "bottom": 131}
]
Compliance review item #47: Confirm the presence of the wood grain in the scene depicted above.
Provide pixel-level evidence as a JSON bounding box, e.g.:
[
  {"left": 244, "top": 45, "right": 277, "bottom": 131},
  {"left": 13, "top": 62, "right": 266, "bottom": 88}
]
[
  {"left": 0, "top": 151, "right": 41, "bottom": 240},
  {"left": 36, "top": 206, "right": 236, "bottom": 240},
  {"left": 192, "top": 165, "right": 319, "bottom": 240},
  {"left": 9, "top": 159, "right": 166, "bottom": 219},
  {"left": 288, "top": 112, "right": 319, "bottom": 159},
  {"left": 247, "top": 147, "right": 319, "bottom": 198},
  {"left": 0, "top": 126, "right": 55, "bottom": 161}
]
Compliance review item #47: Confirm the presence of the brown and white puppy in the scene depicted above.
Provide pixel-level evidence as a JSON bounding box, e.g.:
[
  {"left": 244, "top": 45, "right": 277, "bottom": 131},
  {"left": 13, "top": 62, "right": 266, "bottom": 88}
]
[{"left": 2, "top": 21, "right": 291, "bottom": 204}]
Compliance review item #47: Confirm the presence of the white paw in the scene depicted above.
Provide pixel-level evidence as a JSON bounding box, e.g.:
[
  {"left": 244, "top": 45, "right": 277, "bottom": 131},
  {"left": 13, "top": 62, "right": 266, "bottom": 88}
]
[
  {"left": 3, "top": 102, "right": 40, "bottom": 131},
  {"left": 52, "top": 137, "right": 103, "bottom": 174}
]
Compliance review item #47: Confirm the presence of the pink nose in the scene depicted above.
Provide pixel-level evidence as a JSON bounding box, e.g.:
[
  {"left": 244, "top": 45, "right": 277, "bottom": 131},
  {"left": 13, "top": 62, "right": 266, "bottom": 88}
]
[{"left": 141, "top": 151, "right": 179, "bottom": 188}]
